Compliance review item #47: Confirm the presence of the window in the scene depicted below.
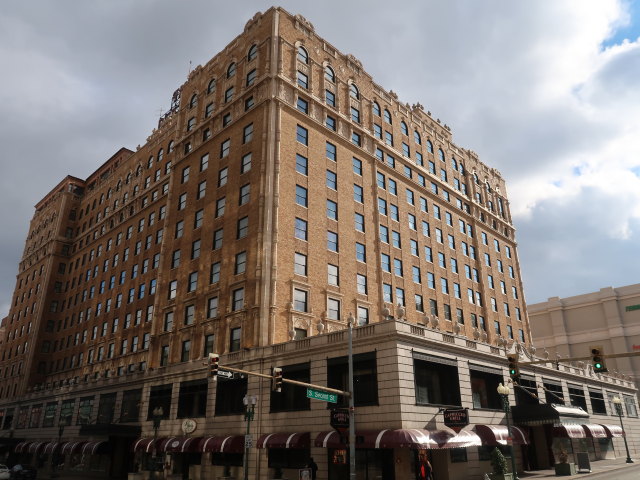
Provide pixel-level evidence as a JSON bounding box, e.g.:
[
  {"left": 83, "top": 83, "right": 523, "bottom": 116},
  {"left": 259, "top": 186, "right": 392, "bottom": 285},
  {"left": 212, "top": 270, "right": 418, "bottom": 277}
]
[
  {"left": 295, "top": 185, "right": 308, "bottom": 207},
  {"left": 191, "top": 239, "right": 201, "bottom": 259},
  {"left": 243, "top": 123, "right": 253, "bottom": 143},
  {"left": 224, "top": 86, "right": 234, "bottom": 103},
  {"left": 355, "top": 212, "right": 365, "bottom": 232},
  {"left": 384, "top": 109, "right": 392, "bottom": 124},
  {"left": 326, "top": 170, "right": 337, "bottom": 189},
  {"left": 220, "top": 138, "right": 230, "bottom": 159},
  {"left": 352, "top": 131, "right": 361, "bottom": 146},
  {"left": 213, "top": 228, "right": 223, "bottom": 249},
  {"left": 207, "top": 297, "right": 218, "bottom": 318},
  {"left": 327, "top": 298, "right": 341, "bottom": 320},
  {"left": 326, "top": 141, "right": 336, "bottom": 161},
  {"left": 246, "top": 68, "right": 257, "bottom": 86},
  {"left": 349, "top": 83, "right": 359, "bottom": 99},
  {"left": 414, "top": 354, "right": 461, "bottom": 406},
  {"left": 296, "top": 154, "right": 308, "bottom": 175},
  {"left": 297, "top": 46, "right": 308, "bottom": 64},
  {"left": 181, "top": 340, "right": 191, "bottom": 362},
  {"left": 296, "top": 97, "right": 308, "bottom": 113},
  {"left": 353, "top": 184, "right": 364, "bottom": 203},
  {"left": 239, "top": 184, "right": 250, "bottom": 205},
  {"left": 231, "top": 288, "right": 244, "bottom": 311},
  {"left": 326, "top": 199, "right": 338, "bottom": 220},
  {"left": 372, "top": 101, "right": 381, "bottom": 116},
  {"left": 325, "top": 89, "right": 335, "bottom": 106},
  {"left": 227, "top": 62, "right": 236, "bottom": 78},
  {"left": 324, "top": 65, "right": 335, "bottom": 82},
  {"left": 294, "top": 253, "right": 307, "bottom": 276},
  {"left": 356, "top": 242, "right": 366, "bottom": 262},
  {"left": 352, "top": 157, "right": 362, "bottom": 175},
  {"left": 215, "top": 197, "right": 226, "bottom": 217},
  {"left": 210, "top": 261, "right": 220, "bottom": 284},
  {"left": 296, "top": 125, "right": 308, "bottom": 145},
  {"left": 177, "top": 379, "right": 208, "bottom": 418},
  {"left": 270, "top": 363, "right": 311, "bottom": 413},
  {"left": 328, "top": 264, "right": 339, "bottom": 286},
  {"left": 294, "top": 289, "right": 308, "bottom": 312},
  {"left": 327, "top": 231, "right": 338, "bottom": 252},
  {"left": 247, "top": 44, "right": 258, "bottom": 61},
  {"left": 326, "top": 115, "right": 336, "bottom": 130},
  {"left": 297, "top": 70, "right": 308, "bottom": 89},
  {"left": 235, "top": 251, "right": 247, "bottom": 274},
  {"left": 350, "top": 107, "right": 360, "bottom": 123},
  {"left": 381, "top": 253, "right": 391, "bottom": 273},
  {"left": 356, "top": 274, "right": 368, "bottom": 294},
  {"left": 328, "top": 352, "right": 378, "bottom": 407},
  {"left": 241, "top": 152, "right": 252, "bottom": 173},
  {"left": 295, "top": 218, "right": 307, "bottom": 240},
  {"left": 168, "top": 280, "right": 177, "bottom": 299},
  {"left": 187, "top": 271, "right": 198, "bottom": 292}
]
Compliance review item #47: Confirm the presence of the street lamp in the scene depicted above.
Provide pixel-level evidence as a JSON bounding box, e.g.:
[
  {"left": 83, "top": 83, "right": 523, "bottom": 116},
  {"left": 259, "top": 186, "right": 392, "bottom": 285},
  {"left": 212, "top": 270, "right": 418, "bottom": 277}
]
[
  {"left": 243, "top": 395, "right": 257, "bottom": 480},
  {"left": 612, "top": 396, "right": 633, "bottom": 463},
  {"left": 151, "top": 406, "right": 164, "bottom": 479},
  {"left": 497, "top": 383, "right": 519, "bottom": 480},
  {"left": 50, "top": 420, "right": 65, "bottom": 478}
]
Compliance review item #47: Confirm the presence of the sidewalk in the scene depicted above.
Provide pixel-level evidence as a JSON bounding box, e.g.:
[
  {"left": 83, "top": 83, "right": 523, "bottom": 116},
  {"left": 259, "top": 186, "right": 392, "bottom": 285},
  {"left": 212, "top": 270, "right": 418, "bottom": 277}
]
[{"left": 519, "top": 456, "right": 640, "bottom": 478}]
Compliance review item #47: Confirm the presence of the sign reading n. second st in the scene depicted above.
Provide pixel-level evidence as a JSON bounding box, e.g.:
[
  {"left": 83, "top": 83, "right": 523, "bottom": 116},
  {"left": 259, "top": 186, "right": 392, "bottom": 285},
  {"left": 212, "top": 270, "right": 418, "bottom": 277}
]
[{"left": 306, "top": 388, "right": 338, "bottom": 403}]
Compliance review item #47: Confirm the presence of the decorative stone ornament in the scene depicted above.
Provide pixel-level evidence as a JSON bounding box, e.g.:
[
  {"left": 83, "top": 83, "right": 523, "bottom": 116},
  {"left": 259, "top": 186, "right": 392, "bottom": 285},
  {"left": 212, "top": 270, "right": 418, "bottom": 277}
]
[{"left": 395, "top": 303, "right": 406, "bottom": 320}]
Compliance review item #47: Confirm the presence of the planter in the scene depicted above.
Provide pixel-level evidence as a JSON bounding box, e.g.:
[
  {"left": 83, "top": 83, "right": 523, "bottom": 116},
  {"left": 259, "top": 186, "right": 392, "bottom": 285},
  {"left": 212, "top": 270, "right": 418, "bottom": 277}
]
[{"left": 554, "top": 463, "right": 576, "bottom": 476}]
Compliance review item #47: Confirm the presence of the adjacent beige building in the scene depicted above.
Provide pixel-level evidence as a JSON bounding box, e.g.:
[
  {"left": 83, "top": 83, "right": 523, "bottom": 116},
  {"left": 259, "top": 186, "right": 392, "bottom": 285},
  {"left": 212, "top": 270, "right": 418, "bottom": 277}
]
[{"left": 529, "top": 283, "right": 640, "bottom": 391}]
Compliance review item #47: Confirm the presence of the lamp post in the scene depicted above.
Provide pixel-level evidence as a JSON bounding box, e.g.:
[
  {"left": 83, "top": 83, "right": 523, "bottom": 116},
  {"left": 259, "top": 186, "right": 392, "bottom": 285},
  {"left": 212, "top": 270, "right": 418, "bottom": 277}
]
[
  {"left": 243, "top": 395, "right": 257, "bottom": 480},
  {"left": 50, "top": 421, "right": 65, "bottom": 479},
  {"left": 497, "top": 383, "right": 519, "bottom": 480},
  {"left": 612, "top": 396, "right": 633, "bottom": 463},
  {"left": 151, "top": 406, "right": 164, "bottom": 479}
]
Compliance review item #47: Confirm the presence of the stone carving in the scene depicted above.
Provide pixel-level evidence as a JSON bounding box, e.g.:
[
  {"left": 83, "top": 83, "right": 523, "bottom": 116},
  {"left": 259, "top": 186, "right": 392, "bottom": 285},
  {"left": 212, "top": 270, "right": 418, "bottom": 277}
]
[
  {"left": 395, "top": 303, "right": 406, "bottom": 320},
  {"left": 381, "top": 305, "right": 391, "bottom": 320},
  {"left": 316, "top": 321, "right": 325, "bottom": 334},
  {"left": 294, "top": 14, "right": 315, "bottom": 32},
  {"left": 431, "top": 316, "right": 440, "bottom": 330},
  {"left": 472, "top": 328, "right": 480, "bottom": 340},
  {"left": 452, "top": 322, "right": 461, "bottom": 334}
]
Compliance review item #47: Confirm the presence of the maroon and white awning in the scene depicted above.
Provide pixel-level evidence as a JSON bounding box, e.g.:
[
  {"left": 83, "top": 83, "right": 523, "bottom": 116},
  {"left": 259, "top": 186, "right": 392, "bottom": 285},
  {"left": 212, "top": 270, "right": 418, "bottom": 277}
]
[
  {"left": 257, "top": 432, "right": 310, "bottom": 449},
  {"left": 474, "top": 425, "right": 530, "bottom": 445}
]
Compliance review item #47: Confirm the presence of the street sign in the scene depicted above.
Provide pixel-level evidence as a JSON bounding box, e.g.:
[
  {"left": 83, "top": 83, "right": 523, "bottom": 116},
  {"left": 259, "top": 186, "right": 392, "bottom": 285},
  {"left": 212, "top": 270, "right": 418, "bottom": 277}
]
[
  {"left": 217, "top": 369, "right": 234, "bottom": 379},
  {"left": 245, "top": 434, "right": 253, "bottom": 448},
  {"left": 307, "top": 388, "right": 338, "bottom": 403}
]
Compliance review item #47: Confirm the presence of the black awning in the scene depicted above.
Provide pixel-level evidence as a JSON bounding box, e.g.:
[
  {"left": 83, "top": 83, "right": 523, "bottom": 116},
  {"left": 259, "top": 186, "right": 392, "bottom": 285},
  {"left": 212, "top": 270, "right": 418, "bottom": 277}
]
[
  {"left": 79, "top": 423, "right": 141, "bottom": 437},
  {"left": 512, "top": 404, "right": 589, "bottom": 426}
]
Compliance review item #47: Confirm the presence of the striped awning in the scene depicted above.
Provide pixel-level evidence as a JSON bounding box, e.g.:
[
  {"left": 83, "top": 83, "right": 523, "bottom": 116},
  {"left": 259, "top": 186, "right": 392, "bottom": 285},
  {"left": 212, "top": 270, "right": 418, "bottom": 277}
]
[
  {"left": 314, "top": 429, "right": 478, "bottom": 449},
  {"left": 43, "top": 442, "right": 62, "bottom": 455},
  {"left": 28, "top": 441, "right": 47, "bottom": 454},
  {"left": 553, "top": 425, "right": 586, "bottom": 439},
  {"left": 199, "top": 435, "right": 245, "bottom": 454},
  {"left": 257, "top": 432, "right": 310, "bottom": 449},
  {"left": 582, "top": 424, "right": 608, "bottom": 439},
  {"left": 14, "top": 442, "right": 31, "bottom": 453},
  {"left": 164, "top": 437, "right": 204, "bottom": 453},
  {"left": 474, "top": 425, "right": 530, "bottom": 445},
  {"left": 81, "top": 441, "right": 110, "bottom": 455},
  {"left": 599, "top": 424, "right": 624, "bottom": 438},
  {"left": 132, "top": 437, "right": 163, "bottom": 453},
  {"left": 61, "top": 441, "right": 87, "bottom": 455}
]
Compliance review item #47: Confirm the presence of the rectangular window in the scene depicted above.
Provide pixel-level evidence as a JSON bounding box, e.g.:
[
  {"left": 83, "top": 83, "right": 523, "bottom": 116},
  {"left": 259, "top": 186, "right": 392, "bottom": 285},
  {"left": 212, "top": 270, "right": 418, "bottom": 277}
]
[
  {"left": 414, "top": 355, "right": 461, "bottom": 406},
  {"left": 270, "top": 363, "right": 311, "bottom": 413},
  {"left": 355, "top": 212, "right": 365, "bottom": 232},
  {"left": 164, "top": 312, "right": 174, "bottom": 332},
  {"left": 296, "top": 97, "right": 308, "bottom": 113},
  {"left": 326, "top": 199, "right": 338, "bottom": 220},
  {"left": 235, "top": 251, "right": 247, "bottom": 274},
  {"left": 207, "top": 297, "right": 218, "bottom": 318},
  {"left": 328, "top": 264, "right": 339, "bottom": 286},
  {"left": 294, "top": 252, "right": 307, "bottom": 276},
  {"left": 328, "top": 352, "right": 378, "bottom": 407},
  {"left": 296, "top": 154, "right": 308, "bottom": 175},
  {"left": 326, "top": 170, "right": 337, "bottom": 189},
  {"left": 181, "top": 340, "right": 191, "bottom": 362},
  {"left": 294, "top": 289, "right": 308, "bottom": 312},
  {"left": 231, "top": 288, "right": 244, "bottom": 311},
  {"left": 296, "top": 125, "right": 308, "bottom": 145},
  {"left": 326, "top": 142, "right": 336, "bottom": 161},
  {"left": 295, "top": 218, "right": 307, "bottom": 240},
  {"left": 177, "top": 379, "right": 208, "bottom": 418},
  {"left": 327, "top": 298, "right": 341, "bottom": 320},
  {"left": 327, "top": 231, "right": 338, "bottom": 252},
  {"left": 325, "top": 89, "right": 335, "bottom": 106}
]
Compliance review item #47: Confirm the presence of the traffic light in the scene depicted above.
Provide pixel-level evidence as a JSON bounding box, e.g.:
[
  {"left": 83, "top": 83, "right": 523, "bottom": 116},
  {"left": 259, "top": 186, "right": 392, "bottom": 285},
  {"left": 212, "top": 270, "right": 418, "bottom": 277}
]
[
  {"left": 273, "top": 367, "right": 283, "bottom": 392},
  {"left": 507, "top": 354, "right": 520, "bottom": 380},
  {"left": 209, "top": 353, "right": 220, "bottom": 379},
  {"left": 591, "top": 346, "right": 608, "bottom": 373}
]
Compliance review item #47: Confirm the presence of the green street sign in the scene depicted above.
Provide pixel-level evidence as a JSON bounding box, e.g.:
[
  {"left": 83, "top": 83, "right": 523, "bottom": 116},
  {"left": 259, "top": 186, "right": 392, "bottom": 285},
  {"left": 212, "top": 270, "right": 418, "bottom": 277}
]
[{"left": 306, "top": 388, "right": 338, "bottom": 403}]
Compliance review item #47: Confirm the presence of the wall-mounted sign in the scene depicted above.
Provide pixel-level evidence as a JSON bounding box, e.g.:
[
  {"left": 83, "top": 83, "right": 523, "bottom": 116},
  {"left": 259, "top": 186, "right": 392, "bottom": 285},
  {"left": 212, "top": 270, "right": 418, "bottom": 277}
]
[
  {"left": 181, "top": 419, "right": 197, "bottom": 434},
  {"left": 443, "top": 408, "right": 469, "bottom": 432},
  {"left": 626, "top": 304, "right": 640, "bottom": 312}
]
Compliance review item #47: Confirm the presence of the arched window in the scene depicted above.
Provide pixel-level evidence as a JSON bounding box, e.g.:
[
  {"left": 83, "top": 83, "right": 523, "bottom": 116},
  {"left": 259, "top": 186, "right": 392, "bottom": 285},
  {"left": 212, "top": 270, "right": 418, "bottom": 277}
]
[
  {"left": 247, "top": 44, "right": 258, "bottom": 61},
  {"left": 400, "top": 121, "right": 408, "bottom": 135},
  {"left": 324, "top": 65, "right": 335, "bottom": 83},
  {"left": 372, "top": 101, "right": 381, "bottom": 116},
  {"left": 383, "top": 109, "right": 392, "bottom": 124},
  {"left": 207, "top": 79, "right": 216, "bottom": 94},
  {"left": 485, "top": 182, "right": 492, "bottom": 193},
  {"left": 473, "top": 173, "right": 480, "bottom": 185},
  {"left": 451, "top": 157, "right": 458, "bottom": 170},
  {"left": 189, "top": 94, "right": 198, "bottom": 109},
  {"left": 227, "top": 62, "right": 236, "bottom": 78},
  {"left": 125, "top": 173, "right": 132, "bottom": 185},
  {"left": 297, "top": 46, "right": 309, "bottom": 64},
  {"left": 414, "top": 131, "right": 421, "bottom": 145},
  {"left": 157, "top": 149, "right": 164, "bottom": 162},
  {"left": 147, "top": 156, "right": 153, "bottom": 168},
  {"left": 168, "top": 141, "right": 175, "bottom": 153},
  {"left": 459, "top": 162, "right": 464, "bottom": 175},
  {"left": 426, "top": 140, "right": 433, "bottom": 153},
  {"left": 349, "top": 83, "right": 359, "bottom": 100},
  {"left": 438, "top": 149, "right": 445, "bottom": 161}
]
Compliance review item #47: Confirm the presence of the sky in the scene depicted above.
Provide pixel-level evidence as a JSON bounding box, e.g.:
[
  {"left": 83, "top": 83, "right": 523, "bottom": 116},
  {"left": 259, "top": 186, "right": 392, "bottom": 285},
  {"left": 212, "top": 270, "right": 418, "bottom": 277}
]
[{"left": 1, "top": 0, "right": 639, "bottom": 318}]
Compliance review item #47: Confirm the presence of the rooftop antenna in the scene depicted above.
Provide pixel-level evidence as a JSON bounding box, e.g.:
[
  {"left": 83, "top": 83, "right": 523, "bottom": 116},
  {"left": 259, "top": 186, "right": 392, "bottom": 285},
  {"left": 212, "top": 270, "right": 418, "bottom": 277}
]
[{"left": 188, "top": 60, "right": 193, "bottom": 74}]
